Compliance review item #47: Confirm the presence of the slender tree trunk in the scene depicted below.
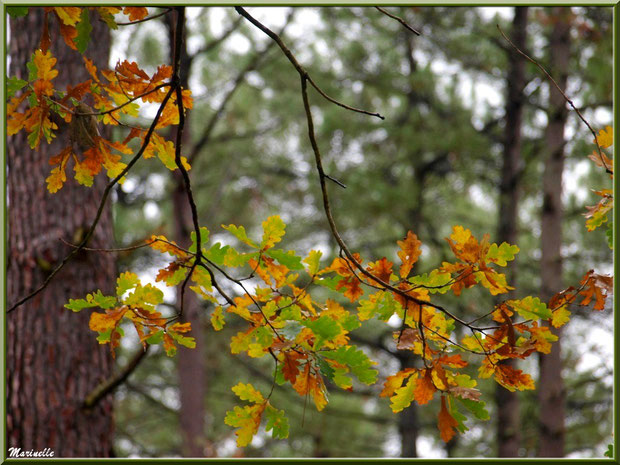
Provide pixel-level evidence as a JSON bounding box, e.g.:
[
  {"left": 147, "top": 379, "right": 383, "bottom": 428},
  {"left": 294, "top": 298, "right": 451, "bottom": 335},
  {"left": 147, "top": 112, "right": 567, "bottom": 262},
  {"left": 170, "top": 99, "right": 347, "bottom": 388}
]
[
  {"left": 7, "top": 9, "right": 115, "bottom": 457},
  {"left": 398, "top": 352, "right": 419, "bottom": 458},
  {"left": 167, "top": 11, "right": 211, "bottom": 457},
  {"left": 537, "top": 7, "right": 570, "bottom": 457},
  {"left": 494, "top": 6, "right": 528, "bottom": 458}
]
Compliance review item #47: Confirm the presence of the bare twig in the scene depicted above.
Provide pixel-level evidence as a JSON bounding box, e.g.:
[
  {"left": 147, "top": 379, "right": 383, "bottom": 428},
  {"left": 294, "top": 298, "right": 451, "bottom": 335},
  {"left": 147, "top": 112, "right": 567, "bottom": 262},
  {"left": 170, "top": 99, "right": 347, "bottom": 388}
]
[
  {"left": 235, "top": 7, "right": 384, "bottom": 120},
  {"left": 375, "top": 6, "right": 420, "bottom": 36},
  {"left": 497, "top": 24, "right": 612, "bottom": 174},
  {"left": 116, "top": 8, "right": 173, "bottom": 26}
]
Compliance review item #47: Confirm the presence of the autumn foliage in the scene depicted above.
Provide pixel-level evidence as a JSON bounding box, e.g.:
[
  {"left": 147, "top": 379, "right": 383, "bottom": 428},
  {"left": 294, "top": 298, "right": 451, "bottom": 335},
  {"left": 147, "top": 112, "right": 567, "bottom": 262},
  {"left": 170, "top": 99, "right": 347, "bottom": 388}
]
[{"left": 6, "top": 6, "right": 613, "bottom": 448}]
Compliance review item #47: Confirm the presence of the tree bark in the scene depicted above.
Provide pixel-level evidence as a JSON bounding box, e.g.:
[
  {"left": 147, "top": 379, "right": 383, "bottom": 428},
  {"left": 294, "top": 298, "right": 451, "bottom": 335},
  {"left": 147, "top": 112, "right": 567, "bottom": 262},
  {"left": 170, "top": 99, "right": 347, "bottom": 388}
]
[
  {"left": 537, "top": 7, "right": 570, "bottom": 457},
  {"left": 494, "top": 6, "right": 528, "bottom": 458},
  {"left": 7, "top": 9, "right": 115, "bottom": 457},
  {"left": 166, "top": 11, "right": 211, "bottom": 457}
]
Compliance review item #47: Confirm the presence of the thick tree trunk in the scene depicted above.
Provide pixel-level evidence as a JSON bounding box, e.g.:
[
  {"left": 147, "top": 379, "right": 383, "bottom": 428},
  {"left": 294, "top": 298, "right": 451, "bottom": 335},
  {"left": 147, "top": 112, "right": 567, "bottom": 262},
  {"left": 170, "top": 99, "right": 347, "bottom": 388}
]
[
  {"left": 167, "top": 11, "right": 211, "bottom": 457},
  {"left": 537, "top": 7, "right": 570, "bottom": 457},
  {"left": 7, "top": 9, "right": 115, "bottom": 457},
  {"left": 495, "top": 6, "right": 528, "bottom": 458}
]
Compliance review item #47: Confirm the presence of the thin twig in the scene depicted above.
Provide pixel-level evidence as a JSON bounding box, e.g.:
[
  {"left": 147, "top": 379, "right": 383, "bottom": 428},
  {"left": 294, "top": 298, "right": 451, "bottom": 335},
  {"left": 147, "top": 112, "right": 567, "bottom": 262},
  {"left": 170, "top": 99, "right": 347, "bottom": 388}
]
[
  {"left": 497, "top": 24, "right": 612, "bottom": 174},
  {"left": 375, "top": 6, "right": 420, "bottom": 36},
  {"left": 115, "top": 8, "right": 173, "bottom": 26},
  {"left": 235, "top": 7, "right": 384, "bottom": 120}
]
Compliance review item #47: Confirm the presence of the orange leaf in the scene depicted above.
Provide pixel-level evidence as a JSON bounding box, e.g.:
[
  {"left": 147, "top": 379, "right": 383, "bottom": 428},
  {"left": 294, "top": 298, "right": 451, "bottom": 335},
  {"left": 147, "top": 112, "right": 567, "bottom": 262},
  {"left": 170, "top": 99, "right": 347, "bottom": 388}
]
[
  {"left": 292, "top": 362, "right": 310, "bottom": 396},
  {"left": 397, "top": 231, "right": 422, "bottom": 278},
  {"left": 578, "top": 270, "right": 613, "bottom": 310},
  {"left": 438, "top": 396, "right": 459, "bottom": 442},
  {"left": 308, "top": 372, "right": 328, "bottom": 411},
  {"left": 380, "top": 368, "right": 416, "bottom": 398},
  {"left": 59, "top": 22, "right": 78, "bottom": 50},
  {"left": 413, "top": 369, "right": 436, "bottom": 405},
  {"left": 494, "top": 364, "right": 535, "bottom": 391},
  {"left": 123, "top": 7, "right": 149, "bottom": 22},
  {"left": 282, "top": 352, "right": 302, "bottom": 384},
  {"left": 54, "top": 7, "right": 82, "bottom": 26},
  {"left": 366, "top": 257, "right": 393, "bottom": 284},
  {"left": 336, "top": 276, "right": 364, "bottom": 302}
]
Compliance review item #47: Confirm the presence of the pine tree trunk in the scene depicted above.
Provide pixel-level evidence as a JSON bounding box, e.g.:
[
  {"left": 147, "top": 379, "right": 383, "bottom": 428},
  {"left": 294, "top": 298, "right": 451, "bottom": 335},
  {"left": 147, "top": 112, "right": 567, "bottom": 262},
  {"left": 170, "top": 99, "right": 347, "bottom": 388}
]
[
  {"left": 537, "top": 7, "right": 570, "bottom": 457},
  {"left": 495, "top": 6, "right": 528, "bottom": 458},
  {"left": 7, "top": 8, "right": 115, "bottom": 457}
]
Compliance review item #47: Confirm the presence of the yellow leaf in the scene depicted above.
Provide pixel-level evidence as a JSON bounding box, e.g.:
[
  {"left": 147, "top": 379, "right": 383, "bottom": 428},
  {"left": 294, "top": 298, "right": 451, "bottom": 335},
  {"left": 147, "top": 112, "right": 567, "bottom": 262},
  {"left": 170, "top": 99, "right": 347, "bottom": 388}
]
[
  {"left": 261, "top": 215, "right": 286, "bottom": 250},
  {"left": 595, "top": 125, "right": 613, "bottom": 148},
  {"left": 232, "top": 382, "right": 264, "bottom": 404},
  {"left": 54, "top": 7, "right": 82, "bottom": 26},
  {"left": 550, "top": 306, "right": 571, "bottom": 328},
  {"left": 380, "top": 369, "right": 416, "bottom": 398},
  {"left": 33, "top": 49, "right": 59, "bottom": 81}
]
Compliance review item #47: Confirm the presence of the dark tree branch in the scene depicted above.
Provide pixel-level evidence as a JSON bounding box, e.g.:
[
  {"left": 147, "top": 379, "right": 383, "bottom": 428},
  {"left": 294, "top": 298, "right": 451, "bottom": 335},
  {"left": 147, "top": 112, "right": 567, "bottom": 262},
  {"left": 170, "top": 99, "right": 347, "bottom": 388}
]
[
  {"left": 82, "top": 346, "right": 149, "bottom": 409},
  {"left": 235, "top": 7, "right": 384, "bottom": 120},
  {"left": 375, "top": 6, "right": 420, "bottom": 36}
]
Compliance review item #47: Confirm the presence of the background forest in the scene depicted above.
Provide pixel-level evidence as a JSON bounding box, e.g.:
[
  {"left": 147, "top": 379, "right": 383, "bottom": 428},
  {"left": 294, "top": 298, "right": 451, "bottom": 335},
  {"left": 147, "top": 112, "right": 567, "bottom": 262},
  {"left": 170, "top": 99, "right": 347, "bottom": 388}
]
[{"left": 6, "top": 5, "right": 613, "bottom": 459}]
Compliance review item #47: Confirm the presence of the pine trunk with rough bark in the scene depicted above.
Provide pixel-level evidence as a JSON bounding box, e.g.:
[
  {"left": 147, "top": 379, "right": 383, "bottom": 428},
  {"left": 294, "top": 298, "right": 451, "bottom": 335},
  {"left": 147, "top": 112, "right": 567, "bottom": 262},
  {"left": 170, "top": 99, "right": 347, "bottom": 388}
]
[
  {"left": 537, "top": 7, "right": 570, "bottom": 458},
  {"left": 495, "top": 6, "right": 528, "bottom": 458},
  {"left": 7, "top": 9, "right": 115, "bottom": 457}
]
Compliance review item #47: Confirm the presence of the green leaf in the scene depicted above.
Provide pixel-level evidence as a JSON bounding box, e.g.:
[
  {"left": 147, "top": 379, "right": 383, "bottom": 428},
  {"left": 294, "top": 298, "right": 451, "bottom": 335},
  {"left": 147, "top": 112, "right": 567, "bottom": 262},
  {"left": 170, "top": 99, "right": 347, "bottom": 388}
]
[
  {"left": 303, "top": 250, "right": 322, "bottom": 275},
  {"left": 457, "top": 397, "right": 490, "bottom": 420},
  {"left": 604, "top": 444, "right": 613, "bottom": 458},
  {"left": 224, "top": 404, "right": 263, "bottom": 447},
  {"left": 189, "top": 227, "right": 210, "bottom": 253},
  {"left": 211, "top": 306, "right": 225, "bottom": 331},
  {"left": 221, "top": 223, "right": 258, "bottom": 248},
  {"left": 265, "top": 249, "right": 304, "bottom": 270},
  {"left": 303, "top": 315, "right": 341, "bottom": 345},
  {"left": 260, "top": 215, "right": 286, "bottom": 249},
  {"left": 96, "top": 328, "right": 112, "bottom": 343},
  {"left": 508, "top": 296, "right": 551, "bottom": 320},
  {"left": 357, "top": 291, "right": 401, "bottom": 321},
  {"left": 64, "top": 290, "right": 116, "bottom": 312},
  {"left": 124, "top": 283, "right": 164, "bottom": 310},
  {"left": 265, "top": 405, "right": 289, "bottom": 439},
  {"left": 449, "top": 400, "right": 469, "bottom": 433},
  {"left": 7, "top": 76, "right": 28, "bottom": 99},
  {"left": 169, "top": 331, "right": 196, "bottom": 349},
  {"left": 409, "top": 269, "right": 452, "bottom": 294},
  {"left": 324, "top": 345, "right": 378, "bottom": 385},
  {"left": 204, "top": 243, "right": 229, "bottom": 265},
  {"left": 606, "top": 221, "right": 613, "bottom": 249},
  {"left": 146, "top": 330, "right": 164, "bottom": 345},
  {"left": 90, "top": 290, "right": 117, "bottom": 309},
  {"left": 116, "top": 271, "right": 140, "bottom": 297},
  {"left": 232, "top": 382, "right": 265, "bottom": 403},
  {"left": 390, "top": 376, "right": 415, "bottom": 412},
  {"left": 8, "top": 7, "right": 29, "bottom": 17},
  {"left": 74, "top": 8, "right": 92, "bottom": 54},
  {"left": 486, "top": 242, "right": 519, "bottom": 267},
  {"left": 317, "top": 356, "right": 335, "bottom": 382},
  {"left": 96, "top": 7, "right": 118, "bottom": 29},
  {"left": 315, "top": 275, "right": 343, "bottom": 291}
]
